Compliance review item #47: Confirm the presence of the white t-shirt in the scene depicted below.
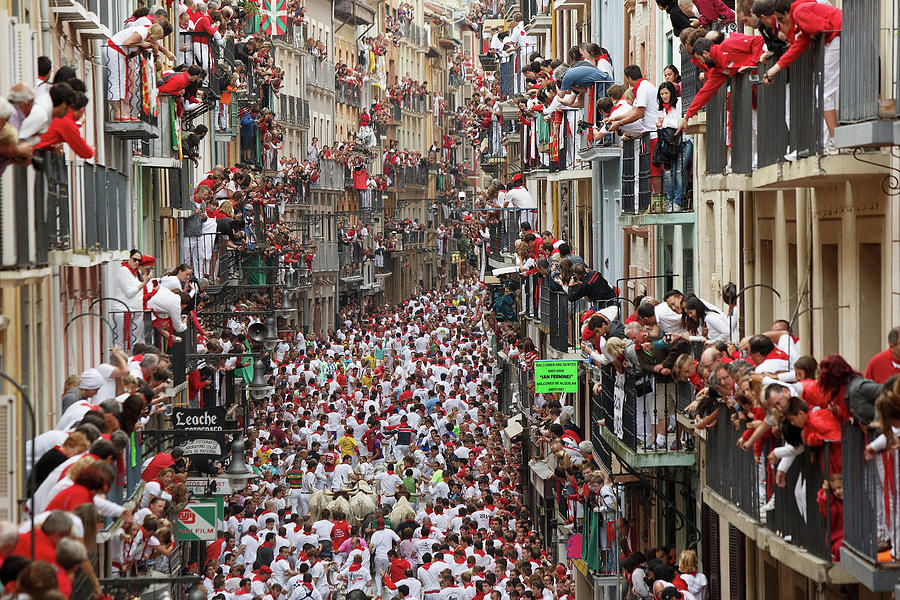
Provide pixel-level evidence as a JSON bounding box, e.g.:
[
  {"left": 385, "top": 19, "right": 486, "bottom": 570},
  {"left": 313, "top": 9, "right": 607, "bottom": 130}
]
[{"left": 633, "top": 79, "right": 659, "bottom": 138}]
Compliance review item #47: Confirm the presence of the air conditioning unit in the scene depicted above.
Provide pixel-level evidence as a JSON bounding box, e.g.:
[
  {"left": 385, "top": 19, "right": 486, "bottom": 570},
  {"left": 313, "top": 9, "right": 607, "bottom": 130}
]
[{"left": 0, "top": 396, "right": 18, "bottom": 522}]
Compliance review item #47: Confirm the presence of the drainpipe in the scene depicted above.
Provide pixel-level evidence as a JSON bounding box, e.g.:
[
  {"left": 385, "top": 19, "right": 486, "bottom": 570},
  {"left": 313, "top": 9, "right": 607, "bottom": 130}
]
[
  {"left": 50, "top": 264, "right": 63, "bottom": 427},
  {"left": 40, "top": 0, "right": 52, "bottom": 55}
]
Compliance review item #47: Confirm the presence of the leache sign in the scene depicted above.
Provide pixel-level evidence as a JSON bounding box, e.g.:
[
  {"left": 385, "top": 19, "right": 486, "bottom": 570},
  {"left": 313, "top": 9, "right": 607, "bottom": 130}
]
[{"left": 534, "top": 360, "right": 579, "bottom": 394}]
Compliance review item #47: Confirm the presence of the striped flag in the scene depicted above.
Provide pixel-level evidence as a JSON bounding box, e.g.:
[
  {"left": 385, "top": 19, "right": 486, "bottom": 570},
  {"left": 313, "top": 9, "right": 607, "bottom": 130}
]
[{"left": 259, "top": 0, "right": 287, "bottom": 35}]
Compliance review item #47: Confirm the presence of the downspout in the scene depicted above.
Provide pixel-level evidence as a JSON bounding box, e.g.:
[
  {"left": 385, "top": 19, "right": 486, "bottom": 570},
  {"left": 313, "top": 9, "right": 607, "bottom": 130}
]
[{"left": 40, "top": 0, "right": 52, "bottom": 56}]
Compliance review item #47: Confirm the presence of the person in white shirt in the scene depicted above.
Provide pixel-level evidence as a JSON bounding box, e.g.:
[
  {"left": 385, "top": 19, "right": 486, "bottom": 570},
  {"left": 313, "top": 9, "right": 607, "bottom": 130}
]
[{"left": 341, "top": 555, "right": 371, "bottom": 591}]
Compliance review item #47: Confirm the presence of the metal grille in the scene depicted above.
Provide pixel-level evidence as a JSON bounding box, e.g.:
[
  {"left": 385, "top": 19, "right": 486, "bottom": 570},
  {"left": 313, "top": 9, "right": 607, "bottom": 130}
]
[
  {"left": 788, "top": 37, "right": 824, "bottom": 158},
  {"left": 680, "top": 48, "right": 700, "bottom": 113},
  {"left": 730, "top": 74, "right": 753, "bottom": 174},
  {"left": 756, "top": 58, "right": 788, "bottom": 167},
  {"left": 621, "top": 137, "right": 635, "bottom": 213},
  {"left": 705, "top": 86, "right": 728, "bottom": 174},
  {"left": 839, "top": 0, "right": 879, "bottom": 123}
]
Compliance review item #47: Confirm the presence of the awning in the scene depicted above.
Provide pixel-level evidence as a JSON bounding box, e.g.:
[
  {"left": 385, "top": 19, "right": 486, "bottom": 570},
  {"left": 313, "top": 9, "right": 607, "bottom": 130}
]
[
  {"left": 529, "top": 459, "right": 555, "bottom": 498},
  {"left": 501, "top": 413, "right": 524, "bottom": 450}
]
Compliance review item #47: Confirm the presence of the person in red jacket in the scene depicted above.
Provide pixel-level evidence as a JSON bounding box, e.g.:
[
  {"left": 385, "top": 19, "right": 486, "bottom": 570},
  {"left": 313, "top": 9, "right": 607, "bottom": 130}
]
[
  {"left": 763, "top": 0, "right": 842, "bottom": 142},
  {"left": 785, "top": 396, "right": 842, "bottom": 475},
  {"left": 35, "top": 92, "right": 93, "bottom": 158},
  {"left": 158, "top": 65, "right": 205, "bottom": 96},
  {"left": 864, "top": 327, "right": 900, "bottom": 383},
  {"left": 817, "top": 473, "right": 844, "bottom": 561},
  {"left": 677, "top": 33, "right": 765, "bottom": 131}
]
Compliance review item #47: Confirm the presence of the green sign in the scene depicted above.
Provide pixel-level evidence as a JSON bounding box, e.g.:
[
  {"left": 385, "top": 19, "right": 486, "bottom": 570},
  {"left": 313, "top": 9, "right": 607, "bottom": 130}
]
[
  {"left": 534, "top": 360, "right": 579, "bottom": 394},
  {"left": 175, "top": 502, "right": 218, "bottom": 541}
]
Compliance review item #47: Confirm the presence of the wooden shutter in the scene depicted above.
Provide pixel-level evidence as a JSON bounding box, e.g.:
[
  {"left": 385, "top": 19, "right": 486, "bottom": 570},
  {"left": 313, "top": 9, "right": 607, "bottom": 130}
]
[
  {"left": 728, "top": 524, "right": 747, "bottom": 600},
  {"left": 701, "top": 503, "right": 722, "bottom": 600}
]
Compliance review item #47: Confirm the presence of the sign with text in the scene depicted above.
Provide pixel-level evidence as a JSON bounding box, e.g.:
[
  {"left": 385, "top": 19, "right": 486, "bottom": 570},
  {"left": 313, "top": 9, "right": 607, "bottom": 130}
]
[
  {"left": 172, "top": 406, "right": 226, "bottom": 459},
  {"left": 534, "top": 360, "right": 579, "bottom": 394},
  {"left": 185, "top": 477, "right": 234, "bottom": 497},
  {"left": 175, "top": 502, "right": 218, "bottom": 541}
]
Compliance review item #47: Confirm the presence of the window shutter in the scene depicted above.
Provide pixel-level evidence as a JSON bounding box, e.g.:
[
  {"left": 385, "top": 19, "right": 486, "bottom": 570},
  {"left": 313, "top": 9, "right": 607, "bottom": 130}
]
[
  {"left": 702, "top": 503, "right": 722, "bottom": 600},
  {"left": 728, "top": 524, "right": 747, "bottom": 600}
]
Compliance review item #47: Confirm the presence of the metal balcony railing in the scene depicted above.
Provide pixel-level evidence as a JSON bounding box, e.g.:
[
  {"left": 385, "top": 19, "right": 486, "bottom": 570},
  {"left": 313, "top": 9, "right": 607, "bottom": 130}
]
[
  {"left": 0, "top": 152, "right": 71, "bottom": 267},
  {"left": 705, "top": 39, "right": 825, "bottom": 173},
  {"left": 578, "top": 80, "right": 615, "bottom": 153},
  {"left": 310, "top": 159, "right": 346, "bottom": 191},
  {"left": 359, "top": 189, "right": 383, "bottom": 212},
  {"left": 102, "top": 44, "right": 158, "bottom": 132},
  {"left": 306, "top": 56, "right": 336, "bottom": 90},
  {"left": 621, "top": 132, "right": 652, "bottom": 214},
  {"left": 400, "top": 94, "right": 429, "bottom": 113},
  {"left": 312, "top": 241, "right": 340, "bottom": 271},
  {"left": 177, "top": 31, "right": 230, "bottom": 97},
  {"left": 839, "top": 423, "right": 900, "bottom": 576},
  {"left": 336, "top": 79, "right": 362, "bottom": 107},
  {"left": 595, "top": 364, "right": 697, "bottom": 453},
  {"left": 704, "top": 403, "right": 838, "bottom": 562},
  {"left": 393, "top": 164, "right": 429, "bottom": 187}
]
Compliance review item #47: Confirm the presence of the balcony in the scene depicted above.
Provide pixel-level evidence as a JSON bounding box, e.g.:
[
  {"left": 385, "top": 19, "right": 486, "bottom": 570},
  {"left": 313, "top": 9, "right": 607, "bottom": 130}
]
[
  {"left": 310, "top": 159, "right": 346, "bottom": 191},
  {"left": 394, "top": 165, "right": 429, "bottom": 188},
  {"left": 278, "top": 94, "right": 309, "bottom": 128},
  {"left": 834, "top": 0, "right": 900, "bottom": 148},
  {"left": 102, "top": 46, "right": 159, "bottom": 139},
  {"left": 271, "top": 20, "right": 307, "bottom": 49},
  {"left": 698, "top": 38, "right": 892, "bottom": 190},
  {"left": 398, "top": 21, "right": 425, "bottom": 46},
  {"left": 132, "top": 96, "right": 185, "bottom": 167},
  {"left": 838, "top": 425, "right": 900, "bottom": 591},
  {"left": 400, "top": 94, "right": 429, "bottom": 114},
  {"left": 334, "top": 0, "right": 375, "bottom": 25},
  {"left": 0, "top": 153, "right": 71, "bottom": 269},
  {"left": 305, "top": 56, "right": 335, "bottom": 91},
  {"left": 311, "top": 241, "right": 340, "bottom": 271},
  {"left": 50, "top": 0, "right": 109, "bottom": 38},
  {"left": 483, "top": 208, "right": 536, "bottom": 267},
  {"left": 702, "top": 410, "right": 888, "bottom": 588},
  {"left": 359, "top": 189, "right": 384, "bottom": 213},
  {"left": 521, "top": 0, "right": 551, "bottom": 33},
  {"left": 336, "top": 80, "right": 362, "bottom": 108},
  {"left": 594, "top": 364, "right": 696, "bottom": 468}
]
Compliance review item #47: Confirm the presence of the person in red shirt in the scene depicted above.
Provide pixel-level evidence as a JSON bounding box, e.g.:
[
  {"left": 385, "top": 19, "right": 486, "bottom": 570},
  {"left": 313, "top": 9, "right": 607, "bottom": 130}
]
[
  {"left": 13, "top": 511, "right": 73, "bottom": 562},
  {"left": 677, "top": 34, "right": 765, "bottom": 130},
  {"left": 35, "top": 92, "right": 93, "bottom": 158},
  {"left": 330, "top": 512, "right": 352, "bottom": 550},
  {"left": 46, "top": 463, "right": 112, "bottom": 512},
  {"left": 864, "top": 327, "right": 900, "bottom": 383},
  {"left": 158, "top": 65, "right": 205, "bottom": 96},
  {"left": 763, "top": 0, "right": 842, "bottom": 140}
]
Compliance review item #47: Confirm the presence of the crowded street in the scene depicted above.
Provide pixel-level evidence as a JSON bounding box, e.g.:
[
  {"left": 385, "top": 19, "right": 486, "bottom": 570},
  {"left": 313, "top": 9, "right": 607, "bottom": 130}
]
[{"left": 1, "top": 0, "right": 900, "bottom": 597}]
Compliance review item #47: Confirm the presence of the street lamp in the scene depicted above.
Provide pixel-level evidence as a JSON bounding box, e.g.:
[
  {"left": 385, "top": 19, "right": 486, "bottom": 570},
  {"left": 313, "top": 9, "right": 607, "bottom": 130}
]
[
  {"left": 277, "top": 292, "right": 297, "bottom": 320},
  {"left": 262, "top": 316, "right": 280, "bottom": 349},
  {"left": 246, "top": 358, "right": 273, "bottom": 400},
  {"left": 221, "top": 437, "right": 258, "bottom": 490}
]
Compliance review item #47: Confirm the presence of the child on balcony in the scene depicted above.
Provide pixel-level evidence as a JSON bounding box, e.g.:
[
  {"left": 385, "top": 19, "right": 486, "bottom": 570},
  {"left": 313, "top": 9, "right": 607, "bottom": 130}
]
[{"left": 817, "top": 474, "right": 844, "bottom": 561}]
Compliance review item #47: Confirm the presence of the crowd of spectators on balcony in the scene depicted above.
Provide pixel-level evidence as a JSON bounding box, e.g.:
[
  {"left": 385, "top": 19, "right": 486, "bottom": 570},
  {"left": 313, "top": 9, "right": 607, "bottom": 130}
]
[
  {"left": 386, "top": 76, "right": 431, "bottom": 111},
  {"left": 335, "top": 62, "right": 368, "bottom": 88},
  {"left": 670, "top": 0, "right": 841, "bottom": 153},
  {"left": 306, "top": 38, "right": 329, "bottom": 61},
  {"left": 0, "top": 63, "right": 97, "bottom": 171}
]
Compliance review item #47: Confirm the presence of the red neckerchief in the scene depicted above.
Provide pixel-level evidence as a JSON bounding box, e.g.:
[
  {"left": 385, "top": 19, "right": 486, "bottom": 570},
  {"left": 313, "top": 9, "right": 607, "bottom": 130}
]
[
  {"left": 348, "top": 563, "right": 363, "bottom": 572},
  {"left": 122, "top": 260, "right": 139, "bottom": 277},
  {"left": 598, "top": 53, "right": 610, "bottom": 62},
  {"left": 760, "top": 348, "right": 789, "bottom": 364},
  {"left": 631, "top": 78, "right": 645, "bottom": 97},
  {"left": 663, "top": 102, "right": 674, "bottom": 114}
]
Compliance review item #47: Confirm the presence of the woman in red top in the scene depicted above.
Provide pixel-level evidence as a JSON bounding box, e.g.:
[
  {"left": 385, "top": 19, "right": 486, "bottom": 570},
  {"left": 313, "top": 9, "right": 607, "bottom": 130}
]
[
  {"left": 46, "top": 462, "right": 112, "bottom": 512},
  {"left": 35, "top": 93, "right": 93, "bottom": 159}
]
